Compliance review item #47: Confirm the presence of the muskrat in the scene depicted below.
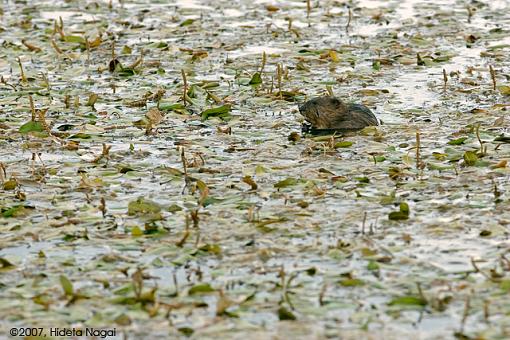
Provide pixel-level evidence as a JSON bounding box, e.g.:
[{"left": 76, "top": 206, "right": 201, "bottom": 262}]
[{"left": 299, "top": 96, "right": 378, "bottom": 133}]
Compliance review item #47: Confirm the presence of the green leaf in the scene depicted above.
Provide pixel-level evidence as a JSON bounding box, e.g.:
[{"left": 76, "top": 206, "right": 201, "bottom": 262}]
[
  {"left": 198, "top": 244, "right": 221, "bottom": 255},
  {"left": 188, "top": 283, "right": 215, "bottom": 295},
  {"left": 278, "top": 306, "right": 297, "bottom": 320},
  {"left": 56, "top": 124, "right": 76, "bottom": 131},
  {"left": 111, "top": 296, "right": 138, "bottom": 305},
  {"left": 180, "top": 19, "right": 195, "bottom": 26},
  {"left": 118, "top": 68, "right": 136, "bottom": 77},
  {"left": 201, "top": 196, "right": 224, "bottom": 207},
  {"left": 2, "top": 205, "right": 29, "bottom": 218},
  {"left": 168, "top": 204, "right": 183, "bottom": 213},
  {"left": 133, "top": 118, "right": 149, "bottom": 128},
  {"left": 60, "top": 275, "right": 74, "bottom": 296},
  {"left": 498, "top": 85, "right": 510, "bottom": 96},
  {"left": 433, "top": 55, "right": 451, "bottom": 62},
  {"left": 447, "top": 137, "right": 467, "bottom": 145},
  {"left": 69, "top": 133, "right": 91, "bottom": 139},
  {"left": 399, "top": 202, "right": 410, "bottom": 214},
  {"left": 0, "top": 257, "right": 15, "bottom": 269},
  {"left": 479, "top": 229, "right": 491, "bottom": 237},
  {"left": 339, "top": 278, "right": 365, "bottom": 287},
  {"left": 388, "top": 202, "right": 410, "bottom": 220},
  {"left": 201, "top": 81, "right": 220, "bottom": 89},
  {"left": 255, "top": 165, "right": 267, "bottom": 175},
  {"left": 154, "top": 41, "right": 168, "bottom": 49},
  {"left": 131, "top": 226, "right": 143, "bottom": 236},
  {"left": 367, "top": 260, "right": 379, "bottom": 271},
  {"left": 187, "top": 84, "right": 201, "bottom": 98},
  {"left": 274, "top": 177, "right": 298, "bottom": 188},
  {"left": 3, "top": 180, "right": 17, "bottom": 190},
  {"left": 249, "top": 72, "right": 262, "bottom": 85},
  {"left": 201, "top": 104, "right": 232, "bottom": 121},
  {"left": 335, "top": 141, "right": 353, "bottom": 148},
  {"left": 127, "top": 198, "right": 162, "bottom": 215},
  {"left": 305, "top": 267, "right": 317, "bottom": 276},
  {"left": 178, "top": 327, "right": 194, "bottom": 336},
  {"left": 296, "top": 61, "right": 310, "bottom": 71},
  {"left": 427, "top": 163, "right": 454, "bottom": 171},
  {"left": 237, "top": 77, "right": 251, "bottom": 86},
  {"left": 500, "top": 280, "right": 510, "bottom": 292},
  {"left": 64, "top": 35, "right": 86, "bottom": 44},
  {"left": 121, "top": 45, "right": 132, "bottom": 54},
  {"left": 388, "top": 296, "right": 427, "bottom": 307},
  {"left": 109, "top": 59, "right": 122, "bottom": 72},
  {"left": 463, "top": 151, "right": 478, "bottom": 166},
  {"left": 119, "top": 166, "right": 135, "bottom": 174},
  {"left": 19, "top": 121, "right": 44, "bottom": 133},
  {"left": 159, "top": 102, "right": 186, "bottom": 112}
]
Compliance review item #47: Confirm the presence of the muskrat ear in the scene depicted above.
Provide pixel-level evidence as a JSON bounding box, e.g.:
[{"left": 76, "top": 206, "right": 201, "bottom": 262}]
[{"left": 329, "top": 97, "right": 341, "bottom": 105}]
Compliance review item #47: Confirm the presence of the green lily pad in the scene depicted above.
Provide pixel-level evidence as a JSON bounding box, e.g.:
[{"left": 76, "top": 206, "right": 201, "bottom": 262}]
[
  {"left": 335, "top": 141, "right": 353, "bottom": 148},
  {"left": 278, "top": 306, "right": 297, "bottom": 320},
  {"left": 339, "top": 278, "right": 365, "bottom": 287},
  {"left": 60, "top": 275, "right": 74, "bottom": 296},
  {"left": 19, "top": 121, "right": 44, "bottom": 133},
  {"left": 64, "top": 35, "right": 86, "bottom": 44},
  {"left": 249, "top": 72, "right": 262, "bottom": 85},
  {"left": 201, "top": 104, "right": 232, "bottom": 121},
  {"left": 180, "top": 19, "right": 195, "bottom": 27},
  {"left": 274, "top": 177, "right": 298, "bottom": 188},
  {"left": 188, "top": 283, "right": 215, "bottom": 295},
  {"left": 447, "top": 137, "right": 467, "bottom": 145},
  {"left": 127, "top": 198, "right": 162, "bottom": 215},
  {"left": 388, "top": 296, "right": 427, "bottom": 307},
  {"left": 463, "top": 151, "right": 478, "bottom": 166},
  {"left": 388, "top": 202, "right": 410, "bottom": 220}
]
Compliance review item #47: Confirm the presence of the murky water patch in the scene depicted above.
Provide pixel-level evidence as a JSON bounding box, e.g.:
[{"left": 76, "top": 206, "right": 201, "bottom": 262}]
[
  {"left": 0, "top": 241, "right": 54, "bottom": 260},
  {"left": 174, "top": 0, "right": 213, "bottom": 11},
  {"left": 386, "top": 71, "right": 439, "bottom": 109},
  {"left": 223, "top": 9, "right": 244, "bottom": 18},
  {"left": 39, "top": 11, "right": 96, "bottom": 21},
  {"left": 229, "top": 45, "right": 289, "bottom": 59}
]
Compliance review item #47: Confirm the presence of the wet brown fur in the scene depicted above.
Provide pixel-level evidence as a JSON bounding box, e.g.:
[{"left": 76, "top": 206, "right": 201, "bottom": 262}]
[{"left": 299, "top": 96, "right": 378, "bottom": 130}]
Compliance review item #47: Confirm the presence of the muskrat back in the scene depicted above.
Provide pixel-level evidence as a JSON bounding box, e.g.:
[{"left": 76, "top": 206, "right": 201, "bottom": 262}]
[{"left": 299, "top": 96, "right": 378, "bottom": 130}]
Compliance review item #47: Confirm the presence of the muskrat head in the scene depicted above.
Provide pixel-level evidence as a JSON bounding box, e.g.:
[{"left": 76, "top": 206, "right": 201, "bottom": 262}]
[
  {"left": 299, "top": 96, "right": 344, "bottom": 128},
  {"left": 298, "top": 100, "right": 319, "bottom": 126}
]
